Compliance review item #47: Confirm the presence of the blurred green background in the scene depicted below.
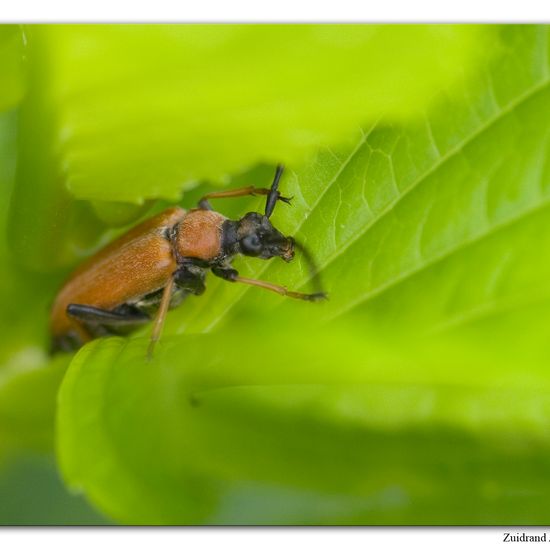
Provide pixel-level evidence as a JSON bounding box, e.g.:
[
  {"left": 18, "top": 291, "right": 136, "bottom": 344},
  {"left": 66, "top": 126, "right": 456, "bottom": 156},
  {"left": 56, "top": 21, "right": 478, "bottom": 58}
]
[{"left": 2, "top": 24, "right": 550, "bottom": 525}]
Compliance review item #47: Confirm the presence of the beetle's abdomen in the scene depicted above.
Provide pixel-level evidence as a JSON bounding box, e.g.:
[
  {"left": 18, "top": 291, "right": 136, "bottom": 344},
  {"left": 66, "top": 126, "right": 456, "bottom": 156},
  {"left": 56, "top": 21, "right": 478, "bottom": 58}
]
[
  {"left": 50, "top": 207, "right": 186, "bottom": 344},
  {"left": 175, "top": 209, "right": 226, "bottom": 261}
]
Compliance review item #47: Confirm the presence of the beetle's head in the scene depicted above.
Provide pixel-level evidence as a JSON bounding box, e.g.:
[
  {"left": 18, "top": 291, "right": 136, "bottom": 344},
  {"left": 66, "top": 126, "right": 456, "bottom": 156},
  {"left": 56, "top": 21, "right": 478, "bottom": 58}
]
[
  {"left": 237, "top": 212, "right": 295, "bottom": 262},
  {"left": 221, "top": 164, "right": 326, "bottom": 300}
]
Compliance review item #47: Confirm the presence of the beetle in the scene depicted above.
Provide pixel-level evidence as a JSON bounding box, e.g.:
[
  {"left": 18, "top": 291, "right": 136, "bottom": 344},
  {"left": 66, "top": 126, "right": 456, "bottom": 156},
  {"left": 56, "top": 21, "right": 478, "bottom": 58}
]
[{"left": 50, "top": 165, "right": 326, "bottom": 356}]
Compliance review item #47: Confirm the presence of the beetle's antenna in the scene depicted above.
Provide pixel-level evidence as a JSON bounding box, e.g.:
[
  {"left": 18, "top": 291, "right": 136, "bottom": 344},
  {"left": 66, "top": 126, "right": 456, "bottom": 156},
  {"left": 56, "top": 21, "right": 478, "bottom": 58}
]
[
  {"left": 293, "top": 239, "right": 327, "bottom": 299},
  {"left": 265, "top": 164, "right": 285, "bottom": 218}
]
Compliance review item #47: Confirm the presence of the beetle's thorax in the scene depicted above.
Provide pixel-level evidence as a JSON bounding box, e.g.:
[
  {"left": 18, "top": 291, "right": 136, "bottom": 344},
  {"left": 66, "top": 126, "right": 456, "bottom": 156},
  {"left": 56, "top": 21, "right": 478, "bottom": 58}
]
[
  {"left": 220, "top": 219, "right": 240, "bottom": 258},
  {"left": 173, "top": 209, "right": 226, "bottom": 262}
]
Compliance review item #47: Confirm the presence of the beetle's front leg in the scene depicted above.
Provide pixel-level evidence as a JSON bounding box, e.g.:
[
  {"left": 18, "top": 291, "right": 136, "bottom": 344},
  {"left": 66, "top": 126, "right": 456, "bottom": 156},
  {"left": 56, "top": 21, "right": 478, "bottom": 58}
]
[
  {"left": 211, "top": 265, "right": 239, "bottom": 282},
  {"left": 211, "top": 266, "right": 326, "bottom": 301}
]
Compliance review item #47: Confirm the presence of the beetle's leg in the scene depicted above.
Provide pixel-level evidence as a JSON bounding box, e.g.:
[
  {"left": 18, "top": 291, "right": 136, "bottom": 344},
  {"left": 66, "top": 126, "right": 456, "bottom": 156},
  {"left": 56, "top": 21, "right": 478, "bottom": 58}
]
[
  {"left": 212, "top": 267, "right": 327, "bottom": 302},
  {"left": 67, "top": 303, "right": 151, "bottom": 341},
  {"left": 51, "top": 331, "right": 84, "bottom": 354},
  {"left": 147, "top": 263, "right": 205, "bottom": 358},
  {"left": 173, "top": 263, "right": 206, "bottom": 295},
  {"left": 67, "top": 303, "right": 150, "bottom": 325},
  {"left": 198, "top": 187, "right": 292, "bottom": 211},
  {"left": 133, "top": 287, "right": 185, "bottom": 315},
  {"left": 148, "top": 276, "right": 175, "bottom": 359}
]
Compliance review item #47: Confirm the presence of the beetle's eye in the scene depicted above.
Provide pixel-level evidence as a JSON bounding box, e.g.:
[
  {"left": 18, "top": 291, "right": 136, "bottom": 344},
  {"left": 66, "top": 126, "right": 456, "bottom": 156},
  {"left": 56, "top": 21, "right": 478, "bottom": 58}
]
[{"left": 241, "top": 234, "right": 262, "bottom": 256}]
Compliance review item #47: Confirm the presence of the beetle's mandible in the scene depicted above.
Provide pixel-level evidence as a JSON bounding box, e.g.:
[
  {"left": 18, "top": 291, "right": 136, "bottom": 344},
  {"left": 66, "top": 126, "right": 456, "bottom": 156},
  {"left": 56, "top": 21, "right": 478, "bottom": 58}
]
[{"left": 50, "top": 165, "right": 326, "bottom": 356}]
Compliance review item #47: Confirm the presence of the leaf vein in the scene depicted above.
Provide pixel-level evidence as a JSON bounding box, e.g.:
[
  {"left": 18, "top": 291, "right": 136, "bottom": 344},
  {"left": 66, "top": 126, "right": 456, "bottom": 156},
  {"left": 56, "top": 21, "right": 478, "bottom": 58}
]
[
  {"left": 313, "top": 76, "right": 550, "bottom": 278},
  {"left": 327, "top": 188, "right": 550, "bottom": 321}
]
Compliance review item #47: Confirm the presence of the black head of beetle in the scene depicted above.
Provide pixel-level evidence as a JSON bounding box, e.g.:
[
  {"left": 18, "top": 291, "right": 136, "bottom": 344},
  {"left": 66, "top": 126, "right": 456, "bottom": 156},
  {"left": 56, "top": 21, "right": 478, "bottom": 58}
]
[
  {"left": 221, "top": 165, "right": 295, "bottom": 263},
  {"left": 236, "top": 212, "right": 295, "bottom": 262},
  {"left": 220, "top": 165, "right": 326, "bottom": 299}
]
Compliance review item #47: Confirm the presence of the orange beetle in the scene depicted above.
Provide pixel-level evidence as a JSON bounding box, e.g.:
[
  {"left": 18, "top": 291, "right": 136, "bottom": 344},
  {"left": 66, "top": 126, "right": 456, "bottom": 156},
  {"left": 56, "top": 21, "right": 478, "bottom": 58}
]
[{"left": 50, "top": 166, "right": 326, "bottom": 355}]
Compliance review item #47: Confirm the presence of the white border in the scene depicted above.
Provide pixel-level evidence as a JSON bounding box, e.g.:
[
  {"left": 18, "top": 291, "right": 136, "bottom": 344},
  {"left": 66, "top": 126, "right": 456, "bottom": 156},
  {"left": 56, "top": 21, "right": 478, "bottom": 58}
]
[
  {"left": 0, "top": 0, "right": 550, "bottom": 23},
  {"left": 1, "top": 6, "right": 548, "bottom": 549},
  {"left": 0, "top": 527, "right": 526, "bottom": 550}
]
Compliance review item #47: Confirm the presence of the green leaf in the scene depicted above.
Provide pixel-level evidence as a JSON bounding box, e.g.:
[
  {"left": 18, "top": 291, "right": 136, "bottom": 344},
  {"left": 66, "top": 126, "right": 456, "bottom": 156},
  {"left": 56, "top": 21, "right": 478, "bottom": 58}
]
[
  {"left": 161, "top": 25, "right": 550, "bottom": 337},
  {"left": 57, "top": 326, "right": 550, "bottom": 524},
  {"left": 8, "top": 24, "right": 488, "bottom": 270},
  {"left": 57, "top": 26, "right": 550, "bottom": 524},
  {"left": 0, "top": 26, "right": 25, "bottom": 112},
  {"left": 0, "top": 455, "right": 111, "bottom": 525},
  {"left": 0, "top": 112, "right": 59, "bottom": 362},
  {"left": 0, "top": 112, "right": 66, "bottom": 465},
  {"left": 0, "top": 354, "right": 69, "bottom": 465}
]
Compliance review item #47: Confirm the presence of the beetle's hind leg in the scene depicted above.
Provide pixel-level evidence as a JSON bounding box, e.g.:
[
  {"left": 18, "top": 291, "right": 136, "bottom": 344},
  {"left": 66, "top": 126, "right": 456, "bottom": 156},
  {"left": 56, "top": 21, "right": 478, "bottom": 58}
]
[
  {"left": 67, "top": 303, "right": 151, "bottom": 338},
  {"left": 67, "top": 303, "right": 150, "bottom": 325},
  {"left": 51, "top": 331, "right": 84, "bottom": 354}
]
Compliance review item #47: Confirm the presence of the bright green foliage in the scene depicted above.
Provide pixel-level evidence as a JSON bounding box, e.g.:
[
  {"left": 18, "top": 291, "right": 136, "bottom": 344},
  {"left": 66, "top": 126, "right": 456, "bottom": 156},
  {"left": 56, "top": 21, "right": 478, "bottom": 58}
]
[
  {"left": 0, "top": 26, "right": 25, "bottom": 112},
  {"left": 161, "top": 25, "right": 550, "bottom": 339},
  {"left": 54, "top": 26, "right": 550, "bottom": 524},
  {"left": 58, "top": 325, "right": 550, "bottom": 524},
  {"left": 3, "top": 24, "right": 550, "bottom": 525},
  {"left": 0, "top": 112, "right": 68, "bottom": 464},
  {"left": 8, "top": 24, "right": 487, "bottom": 270},
  {"left": 18, "top": 25, "right": 485, "bottom": 202},
  {"left": 0, "top": 354, "right": 69, "bottom": 465}
]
